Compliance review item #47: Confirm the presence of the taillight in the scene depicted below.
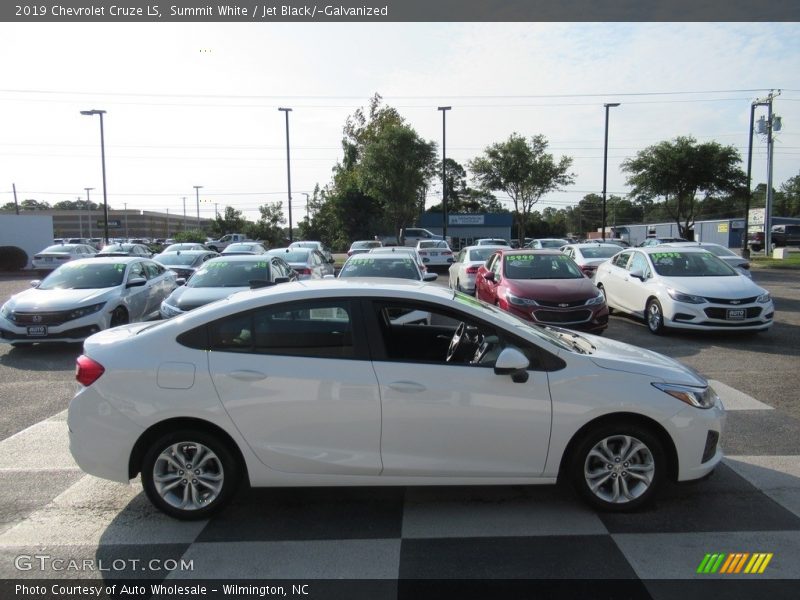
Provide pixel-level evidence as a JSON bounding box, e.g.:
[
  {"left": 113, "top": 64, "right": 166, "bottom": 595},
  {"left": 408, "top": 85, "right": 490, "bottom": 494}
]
[
  {"left": 347, "top": 251, "right": 353, "bottom": 256},
  {"left": 442, "top": 251, "right": 452, "bottom": 256},
  {"left": 76, "top": 355, "right": 105, "bottom": 386},
  {"left": 466, "top": 266, "right": 479, "bottom": 274},
  {"left": 296, "top": 268, "right": 312, "bottom": 275}
]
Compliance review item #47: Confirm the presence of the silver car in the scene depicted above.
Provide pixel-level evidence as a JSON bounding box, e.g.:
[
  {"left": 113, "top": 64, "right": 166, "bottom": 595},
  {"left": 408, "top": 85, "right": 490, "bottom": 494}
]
[
  {"left": 267, "top": 247, "right": 335, "bottom": 279},
  {"left": 31, "top": 243, "right": 97, "bottom": 274}
]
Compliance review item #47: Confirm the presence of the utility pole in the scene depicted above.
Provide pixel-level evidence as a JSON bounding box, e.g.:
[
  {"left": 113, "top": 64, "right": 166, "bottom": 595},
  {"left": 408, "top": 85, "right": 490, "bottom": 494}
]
[
  {"left": 438, "top": 106, "right": 451, "bottom": 242},
  {"left": 12, "top": 183, "right": 19, "bottom": 215},
  {"left": 182, "top": 197, "right": 187, "bottom": 231},
  {"left": 78, "top": 197, "right": 84, "bottom": 237},
  {"left": 278, "top": 107, "right": 294, "bottom": 243},
  {"left": 752, "top": 90, "right": 781, "bottom": 256},
  {"left": 124, "top": 202, "right": 129, "bottom": 239},
  {"left": 193, "top": 186, "right": 203, "bottom": 225},
  {"left": 602, "top": 103, "right": 620, "bottom": 242},
  {"left": 85, "top": 187, "right": 94, "bottom": 238},
  {"left": 166, "top": 208, "right": 170, "bottom": 238}
]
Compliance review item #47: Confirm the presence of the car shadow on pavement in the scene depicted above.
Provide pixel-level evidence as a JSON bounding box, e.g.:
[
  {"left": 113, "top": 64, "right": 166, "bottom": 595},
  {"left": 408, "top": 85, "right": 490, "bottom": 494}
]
[{"left": 0, "top": 342, "right": 82, "bottom": 371}]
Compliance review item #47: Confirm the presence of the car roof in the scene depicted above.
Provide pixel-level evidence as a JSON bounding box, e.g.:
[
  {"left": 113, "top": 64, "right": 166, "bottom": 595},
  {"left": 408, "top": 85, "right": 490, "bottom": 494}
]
[
  {"left": 637, "top": 246, "right": 712, "bottom": 254},
  {"left": 345, "top": 253, "right": 417, "bottom": 262},
  {"left": 498, "top": 249, "right": 562, "bottom": 256},
  {"left": 72, "top": 256, "right": 143, "bottom": 265},
  {"left": 205, "top": 254, "right": 274, "bottom": 263},
  {"left": 568, "top": 242, "right": 623, "bottom": 248}
]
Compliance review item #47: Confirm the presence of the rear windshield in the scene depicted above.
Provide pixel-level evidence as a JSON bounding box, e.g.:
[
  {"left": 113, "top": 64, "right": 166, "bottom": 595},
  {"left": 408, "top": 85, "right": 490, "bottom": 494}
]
[
  {"left": 339, "top": 257, "right": 420, "bottom": 280},
  {"left": 189, "top": 260, "right": 271, "bottom": 288},
  {"left": 580, "top": 246, "right": 619, "bottom": 259}
]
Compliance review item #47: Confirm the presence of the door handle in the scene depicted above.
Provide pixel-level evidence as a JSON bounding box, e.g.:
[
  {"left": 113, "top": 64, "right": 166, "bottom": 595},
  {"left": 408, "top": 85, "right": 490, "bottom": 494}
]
[
  {"left": 228, "top": 370, "right": 268, "bottom": 382},
  {"left": 387, "top": 381, "right": 427, "bottom": 394}
]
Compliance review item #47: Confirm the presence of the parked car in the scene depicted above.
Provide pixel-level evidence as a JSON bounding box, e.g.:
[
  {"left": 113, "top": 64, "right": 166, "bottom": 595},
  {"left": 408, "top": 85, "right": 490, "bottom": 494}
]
[
  {"left": 162, "top": 243, "right": 211, "bottom": 253},
  {"left": 749, "top": 225, "right": 800, "bottom": 251},
  {"left": 368, "top": 246, "right": 428, "bottom": 273},
  {"left": 338, "top": 253, "right": 438, "bottom": 281},
  {"left": 266, "top": 248, "right": 334, "bottom": 279},
  {"left": 96, "top": 243, "right": 153, "bottom": 258},
  {"left": 525, "top": 238, "right": 570, "bottom": 249},
  {"left": 347, "top": 240, "right": 383, "bottom": 256},
  {"left": 561, "top": 243, "right": 623, "bottom": 279},
  {"left": 475, "top": 238, "right": 510, "bottom": 246},
  {"left": 160, "top": 255, "right": 296, "bottom": 319},
  {"left": 475, "top": 250, "right": 609, "bottom": 333},
  {"left": 69, "top": 278, "right": 725, "bottom": 519},
  {"left": 221, "top": 242, "right": 267, "bottom": 256},
  {"left": 153, "top": 250, "right": 219, "bottom": 280},
  {"left": 415, "top": 240, "right": 455, "bottom": 268},
  {"left": 289, "top": 240, "right": 334, "bottom": 264},
  {"left": 638, "top": 237, "right": 688, "bottom": 247},
  {"left": 0, "top": 257, "right": 177, "bottom": 345},
  {"left": 594, "top": 247, "right": 774, "bottom": 334},
  {"left": 658, "top": 242, "right": 751, "bottom": 278},
  {"left": 448, "top": 244, "right": 510, "bottom": 294},
  {"left": 31, "top": 243, "right": 97, "bottom": 274}
]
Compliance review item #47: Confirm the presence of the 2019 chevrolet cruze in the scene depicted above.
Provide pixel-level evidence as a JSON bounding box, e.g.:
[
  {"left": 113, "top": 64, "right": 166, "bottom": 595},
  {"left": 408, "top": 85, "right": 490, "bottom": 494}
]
[{"left": 69, "top": 279, "right": 724, "bottom": 519}]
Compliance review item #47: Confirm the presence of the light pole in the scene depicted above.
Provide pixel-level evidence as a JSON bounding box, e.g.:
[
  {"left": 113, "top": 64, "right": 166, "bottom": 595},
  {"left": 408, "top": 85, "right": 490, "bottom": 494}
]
[
  {"left": 182, "top": 197, "right": 187, "bottom": 231},
  {"left": 278, "top": 107, "right": 293, "bottom": 243},
  {"left": 84, "top": 187, "right": 94, "bottom": 239},
  {"left": 602, "top": 103, "right": 620, "bottom": 242},
  {"left": 438, "top": 106, "right": 451, "bottom": 242},
  {"left": 124, "top": 202, "right": 129, "bottom": 239},
  {"left": 193, "top": 185, "right": 203, "bottom": 227},
  {"left": 80, "top": 110, "right": 109, "bottom": 244},
  {"left": 301, "top": 192, "right": 310, "bottom": 220}
]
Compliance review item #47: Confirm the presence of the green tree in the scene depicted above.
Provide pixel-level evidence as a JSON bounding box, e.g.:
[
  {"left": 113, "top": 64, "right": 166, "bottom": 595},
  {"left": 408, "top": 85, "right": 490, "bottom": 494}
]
[
  {"left": 172, "top": 229, "right": 208, "bottom": 243},
  {"left": 211, "top": 206, "right": 249, "bottom": 237},
  {"left": 18, "top": 199, "right": 51, "bottom": 210},
  {"left": 247, "top": 202, "right": 286, "bottom": 247},
  {"left": 469, "top": 133, "right": 574, "bottom": 245},
  {"left": 777, "top": 172, "right": 800, "bottom": 217},
  {"left": 622, "top": 136, "right": 746, "bottom": 237},
  {"left": 426, "top": 158, "right": 508, "bottom": 214}
]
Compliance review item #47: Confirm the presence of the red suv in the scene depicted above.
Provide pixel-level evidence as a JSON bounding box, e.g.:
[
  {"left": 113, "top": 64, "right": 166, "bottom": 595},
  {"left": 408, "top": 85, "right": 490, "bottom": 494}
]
[{"left": 475, "top": 249, "right": 609, "bottom": 333}]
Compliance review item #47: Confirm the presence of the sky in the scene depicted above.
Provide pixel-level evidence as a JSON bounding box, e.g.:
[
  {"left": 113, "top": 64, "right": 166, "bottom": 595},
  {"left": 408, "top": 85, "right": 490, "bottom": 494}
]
[{"left": 1, "top": 22, "right": 799, "bottom": 225}]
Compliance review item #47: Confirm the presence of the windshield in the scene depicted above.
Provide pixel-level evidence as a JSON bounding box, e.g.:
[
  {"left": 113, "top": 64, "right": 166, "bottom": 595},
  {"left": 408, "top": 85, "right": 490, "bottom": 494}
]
[
  {"left": 539, "top": 239, "right": 567, "bottom": 248},
  {"left": 339, "top": 257, "right": 421, "bottom": 280},
  {"left": 503, "top": 254, "right": 583, "bottom": 280},
  {"left": 188, "top": 260, "right": 271, "bottom": 288},
  {"left": 649, "top": 251, "right": 737, "bottom": 277},
  {"left": 419, "top": 241, "right": 448, "bottom": 249},
  {"left": 156, "top": 252, "right": 203, "bottom": 265},
  {"left": 468, "top": 247, "right": 501, "bottom": 262},
  {"left": 39, "top": 262, "right": 126, "bottom": 290},
  {"left": 580, "top": 247, "right": 619, "bottom": 259}
]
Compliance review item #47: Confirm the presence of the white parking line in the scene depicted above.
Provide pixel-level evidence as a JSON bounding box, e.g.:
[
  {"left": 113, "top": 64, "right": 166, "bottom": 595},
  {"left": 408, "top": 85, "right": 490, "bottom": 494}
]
[{"left": 708, "top": 379, "right": 773, "bottom": 411}]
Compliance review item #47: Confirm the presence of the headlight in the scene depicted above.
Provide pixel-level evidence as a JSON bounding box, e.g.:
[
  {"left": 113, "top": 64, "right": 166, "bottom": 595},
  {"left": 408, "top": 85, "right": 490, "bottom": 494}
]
[
  {"left": 160, "top": 301, "right": 182, "bottom": 317},
  {"left": 66, "top": 302, "right": 106, "bottom": 321},
  {"left": 757, "top": 292, "right": 771, "bottom": 304},
  {"left": 667, "top": 288, "right": 706, "bottom": 304},
  {"left": 585, "top": 292, "right": 605, "bottom": 306},
  {"left": 652, "top": 382, "right": 719, "bottom": 409},
  {"left": 0, "top": 302, "right": 10, "bottom": 319},
  {"left": 505, "top": 292, "right": 539, "bottom": 307}
]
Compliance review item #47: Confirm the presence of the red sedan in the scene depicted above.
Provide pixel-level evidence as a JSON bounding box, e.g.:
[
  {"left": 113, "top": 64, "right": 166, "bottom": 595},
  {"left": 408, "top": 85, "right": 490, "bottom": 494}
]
[{"left": 475, "top": 249, "right": 609, "bottom": 333}]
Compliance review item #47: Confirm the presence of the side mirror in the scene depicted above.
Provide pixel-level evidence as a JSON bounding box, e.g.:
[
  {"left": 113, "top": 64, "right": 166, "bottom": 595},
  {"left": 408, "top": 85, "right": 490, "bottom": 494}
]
[
  {"left": 483, "top": 272, "right": 495, "bottom": 282},
  {"left": 176, "top": 278, "right": 186, "bottom": 286},
  {"left": 494, "top": 347, "right": 530, "bottom": 383},
  {"left": 328, "top": 257, "right": 336, "bottom": 264},
  {"left": 322, "top": 274, "right": 336, "bottom": 280},
  {"left": 274, "top": 276, "right": 290, "bottom": 284},
  {"left": 126, "top": 277, "right": 147, "bottom": 288},
  {"left": 422, "top": 272, "right": 438, "bottom": 282},
  {"left": 629, "top": 268, "right": 645, "bottom": 281},
  {"left": 30, "top": 280, "right": 41, "bottom": 288}
]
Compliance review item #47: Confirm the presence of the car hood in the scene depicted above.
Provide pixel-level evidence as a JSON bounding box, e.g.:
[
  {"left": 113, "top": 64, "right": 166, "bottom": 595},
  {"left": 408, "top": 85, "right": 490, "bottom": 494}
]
[
  {"left": 6, "top": 287, "right": 115, "bottom": 310},
  {"left": 166, "top": 285, "right": 248, "bottom": 311},
  {"left": 660, "top": 275, "right": 764, "bottom": 298},
  {"left": 505, "top": 277, "right": 598, "bottom": 302},
  {"left": 579, "top": 332, "right": 706, "bottom": 385}
]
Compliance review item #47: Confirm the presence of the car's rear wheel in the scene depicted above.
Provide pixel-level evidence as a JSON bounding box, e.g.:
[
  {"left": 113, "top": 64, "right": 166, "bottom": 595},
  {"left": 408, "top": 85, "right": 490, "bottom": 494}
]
[
  {"left": 646, "top": 298, "right": 665, "bottom": 334},
  {"left": 571, "top": 423, "right": 665, "bottom": 512},
  {"left": 109, "top": 306, "right": 129, "bottom": 327},
  {"left": 141, "top": 430, "right": 240, "bottom": 520}
]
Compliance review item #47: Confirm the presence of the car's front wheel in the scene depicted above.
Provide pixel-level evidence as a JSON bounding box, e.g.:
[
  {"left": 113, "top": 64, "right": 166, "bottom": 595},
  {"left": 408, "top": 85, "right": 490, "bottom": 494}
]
[
  {"left": 141, "top": 430, "right": 240, "bottom": 520},
  {"left": 109, "top": 306, "right": 129, "bottom": 327},
  {"left": 646, "top": 298, "right": 666, "bottom": 334},
  {"left": 571, "top": 423, "right": 665, "bottom": 512}
]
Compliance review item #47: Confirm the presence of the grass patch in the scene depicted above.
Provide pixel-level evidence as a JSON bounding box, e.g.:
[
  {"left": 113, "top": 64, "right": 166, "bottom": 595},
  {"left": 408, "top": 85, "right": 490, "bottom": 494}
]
[{"left": 750, "top": 253, "right": 800, "bottom": 269}]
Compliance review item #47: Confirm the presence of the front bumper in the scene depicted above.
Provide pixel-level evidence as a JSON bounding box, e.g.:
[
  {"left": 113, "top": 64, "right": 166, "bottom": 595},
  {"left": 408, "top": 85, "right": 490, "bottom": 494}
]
[
  {"left": 664, "top": 299, "right": 774, "bottom": 331},
  {"left": 502, "top": 301, "right": 609, "bottom": 333},
  {"left": 0, "top": 311, "right": 110, "bottom": 343},
  {"left": 670, "top": 400, "right": 726, "bottom": 482}
]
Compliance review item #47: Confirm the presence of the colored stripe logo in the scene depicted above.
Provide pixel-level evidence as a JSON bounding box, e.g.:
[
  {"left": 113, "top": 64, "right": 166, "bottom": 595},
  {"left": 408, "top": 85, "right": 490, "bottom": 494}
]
[{"left": 696, "top": 553, "right": 773, "bottom": 574}]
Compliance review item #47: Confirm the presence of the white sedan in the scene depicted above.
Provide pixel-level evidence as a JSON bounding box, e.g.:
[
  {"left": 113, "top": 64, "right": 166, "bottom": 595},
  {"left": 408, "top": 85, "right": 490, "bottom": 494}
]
[
  {"left": 0, "top": 257, "right": 178, "bottom": 345},
  {"left": 561, "top": 243, "right": 623, "bottom": 279},
  {"left": 31, "top": 243, "right": 97, "bottom": 273},
  {"left": 595, "top": 247, "right": 774, "bottom": 334},
  {"left": 448, "top": 244, "right": 510, "bottom": 294},
  {"left": 69, "top": 279, "right": 724, "bottom": 519},
  {"left": 415, "top": 240, "right": 455, "bottom": 267}
]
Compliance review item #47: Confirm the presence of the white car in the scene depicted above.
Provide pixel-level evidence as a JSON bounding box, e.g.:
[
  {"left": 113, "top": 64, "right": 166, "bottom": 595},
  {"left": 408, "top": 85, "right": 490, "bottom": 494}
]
[
  {"left": 289, "top": 240, "right": 334, "bottom": 264},
  {"left": 448, "top": 245, "right": 510, "bottom": 294},
  {"left": 594, "top": 247, "right": 774, "bottom": 334},
  {"left": 0, "top": 257, "right": 178, "bottom": 345},
  {"left": 526, "top": 238, "right": 570, "bottom": 249},
  {"left": 475, "top": 238, "right": 510, "bottom": 246},
  {"left": 561, "top": 243, "right": 623, "bottom": 279},
  {"left": 339, "top": 253, "right": 438, "bottom": 282},
  {"left": 368, "top": 246, "right": 429, "bottom": 273},
  {"left": 658, "top": 242, "right": 752, "bottom": 278},
  {"left": 31, "top": 243, "right": 97, "bottom": 273},
  {"left": 69, "top": 279, "right": 724, "bottom": 519},
  {"left": 415, "top": 240, "right": 455, "bottom": 267}
]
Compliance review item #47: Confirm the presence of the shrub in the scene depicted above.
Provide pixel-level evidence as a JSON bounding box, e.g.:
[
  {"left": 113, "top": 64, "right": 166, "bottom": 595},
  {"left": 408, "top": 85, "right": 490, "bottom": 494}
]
[{"left": 0, "top": 246, "right": 28, "bottom": 271}]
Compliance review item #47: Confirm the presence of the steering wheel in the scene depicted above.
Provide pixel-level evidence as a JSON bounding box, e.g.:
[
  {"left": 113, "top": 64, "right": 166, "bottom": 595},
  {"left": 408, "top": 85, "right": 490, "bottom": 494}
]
[{"left": 446, "top": 322, "right": 467, "bottom": 363}]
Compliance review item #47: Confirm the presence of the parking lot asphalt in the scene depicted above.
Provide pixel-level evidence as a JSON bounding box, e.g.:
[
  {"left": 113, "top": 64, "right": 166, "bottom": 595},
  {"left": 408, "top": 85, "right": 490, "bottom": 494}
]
[{"left": 0, "top": 268, "right": 798, "bottom": 596}]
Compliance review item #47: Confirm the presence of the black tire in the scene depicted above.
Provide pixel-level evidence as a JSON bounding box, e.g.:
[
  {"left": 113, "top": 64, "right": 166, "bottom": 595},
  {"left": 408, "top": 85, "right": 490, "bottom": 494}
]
[
  {"left": 645, "top": 298, "right": 666, "bottom": 335},
  {"left": 109, "top": 306, "right": 129, "bottom": 327},
  {"left": 570, "top": 422, "right": 665, "bottom": 512},
  {"left": 141, "top": 429, "right": 241, "bottom": 520}
]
